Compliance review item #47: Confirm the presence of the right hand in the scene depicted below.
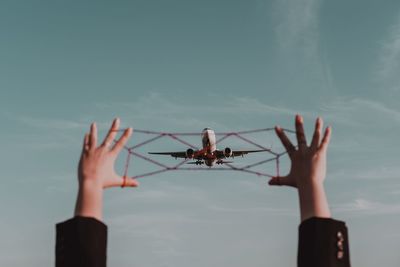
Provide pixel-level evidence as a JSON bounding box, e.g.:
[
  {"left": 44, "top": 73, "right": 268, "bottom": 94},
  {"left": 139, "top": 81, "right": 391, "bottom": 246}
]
[
  {"left": 269, "top": 114, "right": 332, "bottom": 221},
  {"left": 269, "top": 114, "right": 331, "bottom": 190}
]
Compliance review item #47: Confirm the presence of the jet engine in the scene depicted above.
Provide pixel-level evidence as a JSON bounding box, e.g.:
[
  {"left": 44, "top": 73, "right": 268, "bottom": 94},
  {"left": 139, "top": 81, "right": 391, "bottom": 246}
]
[
  {"left": 224, "top": 147, "right": 233, "bottom": 158},
  {"left": 186, "top": 148, "right": 195, "bottom": 159}
]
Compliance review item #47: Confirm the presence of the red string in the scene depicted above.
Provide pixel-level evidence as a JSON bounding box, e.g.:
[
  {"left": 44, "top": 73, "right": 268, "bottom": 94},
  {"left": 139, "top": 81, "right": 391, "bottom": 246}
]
[{"left": 115, "top": 128, "right": 293, "bottom": 180}]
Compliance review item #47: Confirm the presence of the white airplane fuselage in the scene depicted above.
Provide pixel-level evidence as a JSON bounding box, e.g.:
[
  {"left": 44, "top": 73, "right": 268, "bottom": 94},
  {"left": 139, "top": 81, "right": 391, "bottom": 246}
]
[{"left": 202, "top": 128, "right": 217, "bottom": 167}]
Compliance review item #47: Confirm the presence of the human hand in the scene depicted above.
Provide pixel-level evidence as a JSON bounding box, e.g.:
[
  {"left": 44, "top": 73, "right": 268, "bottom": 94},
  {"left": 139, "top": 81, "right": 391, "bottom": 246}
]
[
  {"left": 75, "top": 118, "right": 138, "bottom": 221},
  {"left": 78, "top": 118, "right": 139, "bottom": 189},
  {"left": 269, "top": 115, "right": 331, "bottom": 189},
  {"left": 269, "top": 114, "right": 332, "bottom": 221}
]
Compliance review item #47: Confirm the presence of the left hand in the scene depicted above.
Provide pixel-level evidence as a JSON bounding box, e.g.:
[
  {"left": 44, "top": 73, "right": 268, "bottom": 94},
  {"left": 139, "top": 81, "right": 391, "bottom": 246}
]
[{"left": 78, "top": 118, "right": 139, "bottom": 189}]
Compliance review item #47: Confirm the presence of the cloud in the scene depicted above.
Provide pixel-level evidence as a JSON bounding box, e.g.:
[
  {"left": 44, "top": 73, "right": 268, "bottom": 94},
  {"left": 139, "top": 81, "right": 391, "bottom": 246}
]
[
  {"left": 16, "top": 116, "right": 112, "bottom": 131},
  {"left": 274, "top": 0, "right": 320, "bottom": 54},
  {"left": 207, "top": 204, "right": 295, "bottom": 216},
  {"left": 333, "top": 198, "right": 400, "bottom": 215},
  {"left": 94, "top": 92, "right": 309, "bottom": 132},
  {"left": 320, "top": 97, "right": 400, "bottom": 126},
  {"left": 109, "top": 212, "right": 206, "bottom": 233},
  {"left": 108, "top": 212, "right": 192, "bottom": 264},
  {"left": 17, "top": 117, "right": 88, "bottom": 130},
  {"left": 377, "top": 13, "right": 400, "bottom": 91},
  {"left": 11, "top": 93, "right": 400, "bottom": 169},
  {"left": 272, "top": 0, "right": 333, "bottom": 92},
  {"left": 16, "top": 92, "right": 364, "bottom": 134},
  {"left": 348, "top": 165, "right": 400, "bottom": 181},
  {"left": 221, "top": 97, "right": 309, "bottom": 116},
  {"left": 99, "top": 92, "right": 302, "bottom": 117},
  {"left": 108, "top": 182, "right": 209, "bottom": 205}
]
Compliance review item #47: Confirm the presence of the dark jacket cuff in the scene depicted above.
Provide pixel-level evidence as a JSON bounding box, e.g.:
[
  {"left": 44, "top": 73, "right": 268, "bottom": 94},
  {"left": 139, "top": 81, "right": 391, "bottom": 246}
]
[
  {"left": 298, "top": 217, "right": 351, "bottom": 267},
  {"left": 56, "top": 216, "right": 107, "bottom": 267}
]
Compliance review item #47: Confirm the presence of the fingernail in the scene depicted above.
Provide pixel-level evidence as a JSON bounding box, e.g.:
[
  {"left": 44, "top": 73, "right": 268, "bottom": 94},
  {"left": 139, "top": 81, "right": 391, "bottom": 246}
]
[
  {"left": 132, "top": 179, "right": 139, "bottom": 187},
  {"left": 316, "top": 117, "right": 321, "bottom": 126},
  {"left": 275, "top": 126, "right": 281, "bottom": 132}
]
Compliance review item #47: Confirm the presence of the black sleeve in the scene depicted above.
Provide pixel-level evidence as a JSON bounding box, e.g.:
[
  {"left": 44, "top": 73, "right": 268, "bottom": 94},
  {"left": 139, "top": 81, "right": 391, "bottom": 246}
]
[
  {"left": 55, "top": 216, "right": 107, "bottom": 267},
  {"left": 298, "top": 217, "right": 351, "bottom": 267}
]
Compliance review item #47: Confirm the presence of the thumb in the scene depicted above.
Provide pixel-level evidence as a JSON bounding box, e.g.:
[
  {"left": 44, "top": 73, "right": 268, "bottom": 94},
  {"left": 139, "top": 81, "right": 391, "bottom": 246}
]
[
  {"left": 268, "top": 176, "right": 292, "bottom": 186},
  {"left": 121, "top": 176, "right": 140, "bottom": 188}
]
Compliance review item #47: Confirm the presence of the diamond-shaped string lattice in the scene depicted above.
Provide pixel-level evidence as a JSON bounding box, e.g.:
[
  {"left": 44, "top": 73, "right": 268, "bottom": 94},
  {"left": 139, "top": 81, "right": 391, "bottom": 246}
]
[{"left": 115, "top": 128, "right": 295, "bottom": 179}]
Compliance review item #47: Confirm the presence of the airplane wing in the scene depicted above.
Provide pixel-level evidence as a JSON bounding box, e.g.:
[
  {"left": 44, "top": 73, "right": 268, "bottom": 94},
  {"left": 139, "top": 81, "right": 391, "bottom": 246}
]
[
  {"left": 231, "top": 149, "right": 270, "bottom": 157},
  {"left": 187, "top": 160, "right": 234, "bottom": 165},
  {"left": 149, "top": 150, "right": 202, "bottom": 159},
  {"left": 148, "top": 151, "right": 188, "bottom": 158}
]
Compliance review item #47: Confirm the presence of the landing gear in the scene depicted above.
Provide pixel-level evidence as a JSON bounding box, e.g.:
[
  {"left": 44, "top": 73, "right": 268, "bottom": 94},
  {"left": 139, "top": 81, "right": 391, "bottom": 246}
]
[
  {"left": 195, "top": 160, "right": 204, "bottom": 165},
  {"left": 216, "top": 160, "right": 224, "bottom": 165}
]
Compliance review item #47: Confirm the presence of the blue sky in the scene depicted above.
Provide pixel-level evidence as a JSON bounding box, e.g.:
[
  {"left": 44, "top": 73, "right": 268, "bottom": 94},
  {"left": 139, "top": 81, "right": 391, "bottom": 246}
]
[{"left": 1, "top": 0, "right": 400, "bottom": 266}]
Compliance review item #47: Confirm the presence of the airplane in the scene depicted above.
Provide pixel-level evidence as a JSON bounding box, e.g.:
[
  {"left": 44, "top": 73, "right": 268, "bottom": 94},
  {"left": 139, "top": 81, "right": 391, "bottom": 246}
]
[{"left": 148, "top": 128, "right": 270, "bottom": 167}]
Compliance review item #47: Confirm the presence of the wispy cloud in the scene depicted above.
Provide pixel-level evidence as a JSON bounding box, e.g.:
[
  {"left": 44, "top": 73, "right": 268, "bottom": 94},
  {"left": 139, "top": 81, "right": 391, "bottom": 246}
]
[
  {"left": 333, "top": 198, "right": 400, "bottom": 215},
  {"left": 18, "top": 117, "right": 87, "bottom": 130},
  {"left": 16, "top": 116, "right": 111, "bottom": 131},
  {"left": 207, "top": 204, "right": 295, "bottom": 216},
  {"left": 348, "top": 165, "right": 400, "bottom": 181},
  {"left": 94, "top": 92, "right": 308, "bottom": 132},
  {"left": 272, "top": 0, "right": 333, "bottom": 91},
  {"left": 274, "top": 0, "right": 320, "bottom": 54},
  {"left": 108, "top": 182, "right": 209, "bottom": 205},
  {"left": 377, "top": 13, "right": 400, "bottom": 91},
  {"left": 320, "top": 97, "right": 400, "bottom": 126},
  {"left": 14, "top": 93, "right": 400, "bottom": 155},
  {"left": 98, "top": 92, "right": 303, "bottom": 117}
]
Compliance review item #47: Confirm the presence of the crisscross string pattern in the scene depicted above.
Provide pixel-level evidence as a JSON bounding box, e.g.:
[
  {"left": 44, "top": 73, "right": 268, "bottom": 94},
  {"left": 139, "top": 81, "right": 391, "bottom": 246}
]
[{"left": 114, "top": 128, "right": 295, "bottom": 179}]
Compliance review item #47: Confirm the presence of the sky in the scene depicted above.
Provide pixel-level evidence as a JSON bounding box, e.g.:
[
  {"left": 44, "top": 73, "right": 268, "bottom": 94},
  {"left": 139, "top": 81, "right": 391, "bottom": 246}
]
[{"left": 1, "top": 0, "right": 400, "bottom": 266}]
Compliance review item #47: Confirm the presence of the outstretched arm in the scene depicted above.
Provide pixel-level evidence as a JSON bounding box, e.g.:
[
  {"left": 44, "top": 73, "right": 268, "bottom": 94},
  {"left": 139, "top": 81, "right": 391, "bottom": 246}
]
[
  {"left": 56, "top": 119, "right": 138, "bottom": 267},
  {"left": 269, "top": 115, "right": 351, "bottom": 267},
  {"left": 269, "top": 115, "right": 331, "bottom": 221}
]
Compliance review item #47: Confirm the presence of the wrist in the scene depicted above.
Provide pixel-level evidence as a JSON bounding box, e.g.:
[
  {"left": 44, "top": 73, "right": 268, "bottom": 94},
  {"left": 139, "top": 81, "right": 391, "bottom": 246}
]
[
  {"left": 297, "top": 178, "right": 324, "bottom": 193},
  {"left": 74, "top": 179, "right": 104, "bottom": 221},
  {"left": 298, "top": 180, "right": 331, "bottom": 222},
  {"left": 79, "top": 178, "right": 103, "bottom": 191}
]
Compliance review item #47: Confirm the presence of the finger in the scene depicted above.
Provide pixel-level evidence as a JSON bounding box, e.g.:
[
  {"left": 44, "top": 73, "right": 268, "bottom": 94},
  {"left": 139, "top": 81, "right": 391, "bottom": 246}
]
[
  {"left": 268, "top": 176, "right": 294, "bottom": 187},
  {"left": 295, "top": 114, "right": 307, "bottom": 149},
  {"left": 275, "top": 126, "right": 296, "bottom": 155},
  {"left": 102, "top": 118, "right": 120, "bottom": 148},
  {"left": 310, "top": 117, "right": 323, "bottom": 150},
  {"left": 82, "top": 133, "right": 90, "bottom": 153},
  {"left": 89, "top": 123, "right": 98, "bottom": 150},
  {"left": 112, "top": 127, "right": 133, "bottom": 154},
  {"left": 319, "top": 126, "right": 332, "bottom": 152}
]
